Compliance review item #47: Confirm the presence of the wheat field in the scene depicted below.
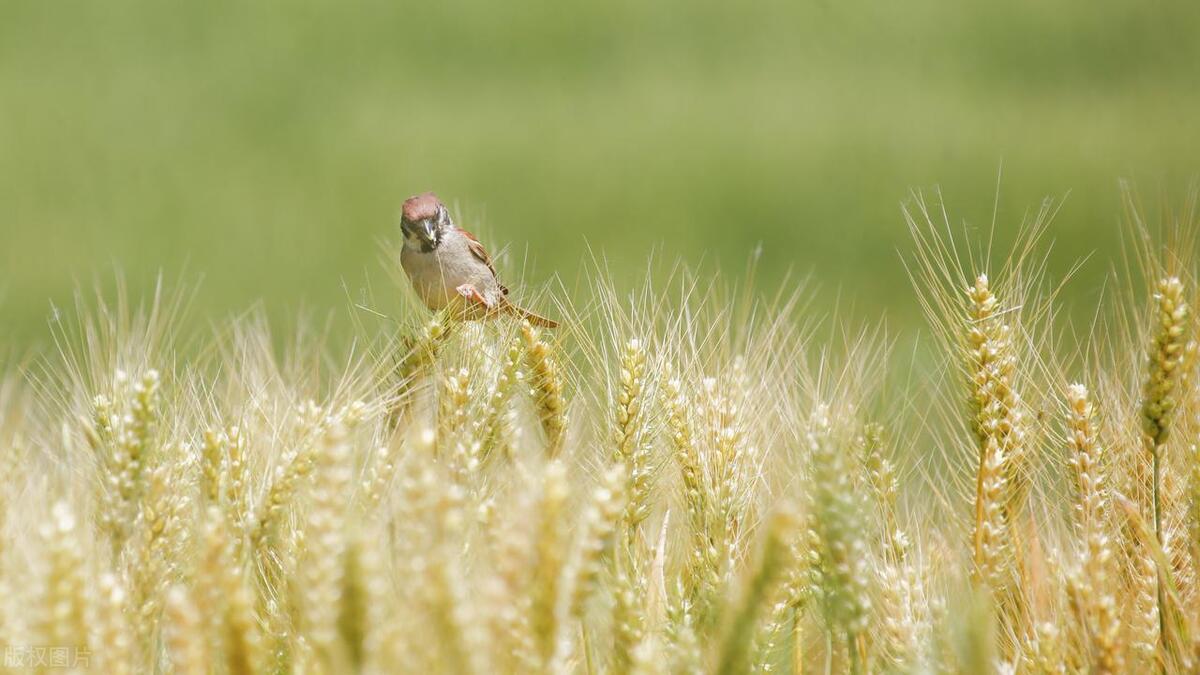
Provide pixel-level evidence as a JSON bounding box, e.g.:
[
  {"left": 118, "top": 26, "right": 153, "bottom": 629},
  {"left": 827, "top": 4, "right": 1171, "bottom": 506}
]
[{"left": 1, "top": 189, "right": 1199, "bottom": 674}]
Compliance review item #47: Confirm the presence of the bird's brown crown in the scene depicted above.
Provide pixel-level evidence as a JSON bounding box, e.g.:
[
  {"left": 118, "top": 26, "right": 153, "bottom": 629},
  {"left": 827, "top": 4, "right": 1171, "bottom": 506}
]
[{"left": 402, "top": 192, "right": 442, "bottom": 222}]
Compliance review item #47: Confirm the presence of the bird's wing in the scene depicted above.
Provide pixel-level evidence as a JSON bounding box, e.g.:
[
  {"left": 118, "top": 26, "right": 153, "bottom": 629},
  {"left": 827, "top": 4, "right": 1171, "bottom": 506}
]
[{"left": 459, "top": 228, "right": 509, "bottom": 295}]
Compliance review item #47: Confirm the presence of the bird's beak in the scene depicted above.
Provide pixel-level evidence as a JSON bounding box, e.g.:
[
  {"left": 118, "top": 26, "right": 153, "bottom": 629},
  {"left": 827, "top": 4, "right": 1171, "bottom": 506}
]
[
  {"left": 418, "top": 218, "right": 438, "bottom": 245},
  {"left": 401, "top": 217, "right": 439, "bottom": 249}
]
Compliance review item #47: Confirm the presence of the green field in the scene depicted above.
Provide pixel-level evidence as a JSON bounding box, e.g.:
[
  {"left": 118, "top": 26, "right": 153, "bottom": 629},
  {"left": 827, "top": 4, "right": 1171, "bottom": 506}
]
[{"left": 2, "top": 1, "right": 1199, "bottom": 345}]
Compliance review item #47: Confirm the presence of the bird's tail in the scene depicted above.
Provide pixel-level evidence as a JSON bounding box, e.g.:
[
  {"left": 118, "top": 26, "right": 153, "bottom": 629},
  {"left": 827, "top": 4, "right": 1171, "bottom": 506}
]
[{"left": 503, "top": 301, "right": 559, "bottom": 329}]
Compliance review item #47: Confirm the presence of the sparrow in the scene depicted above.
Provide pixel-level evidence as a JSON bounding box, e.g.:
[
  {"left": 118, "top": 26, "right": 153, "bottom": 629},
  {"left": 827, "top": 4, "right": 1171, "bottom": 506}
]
[{"left": 399, "top": 192, "right": 559, "bottom": 328}]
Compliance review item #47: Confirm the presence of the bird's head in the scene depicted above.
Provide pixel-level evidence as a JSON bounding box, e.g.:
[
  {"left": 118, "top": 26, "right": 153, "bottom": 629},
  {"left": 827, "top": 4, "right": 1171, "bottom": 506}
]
[{"left": 400, "top": 192, "right": 451, "bottom": 252}]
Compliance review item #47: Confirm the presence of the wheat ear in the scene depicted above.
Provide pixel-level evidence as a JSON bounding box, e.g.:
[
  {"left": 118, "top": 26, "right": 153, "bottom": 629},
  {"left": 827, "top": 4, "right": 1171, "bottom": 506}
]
[{"left": 521, "top": 319, "right": 567, "bottom": 456}]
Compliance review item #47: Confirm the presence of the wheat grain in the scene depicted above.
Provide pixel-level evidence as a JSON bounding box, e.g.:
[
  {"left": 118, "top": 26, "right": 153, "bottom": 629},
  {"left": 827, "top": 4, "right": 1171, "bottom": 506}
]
[
  {"left": 164, "top": 585, "right": 208, "bottom": 675},
  {"left": 302, "top": 423, "right": 353, "bottom": 669},
  {"left": 807, "top": 404, "right": 871, "bottom": 672},
  {"left": 964, "top": 274, "right": 1028, "bottom": 594},
  {"left": 477, "top": 333, "right": 523, "bottom": 463},
  {"left": 95, "top": 572, "right": 134, "bottom": 675},
  {"left": 39, "top": 502, "right": 90, "bottom": 660},
  {"left": 614, "top": 337, "right": 653, "bottom": 531},
  {"left": 1063, "top": 384, "right": 1124, "bottom": 673},
  {"left": 522, "top": 319, "right": 567, "bottom": 456}
]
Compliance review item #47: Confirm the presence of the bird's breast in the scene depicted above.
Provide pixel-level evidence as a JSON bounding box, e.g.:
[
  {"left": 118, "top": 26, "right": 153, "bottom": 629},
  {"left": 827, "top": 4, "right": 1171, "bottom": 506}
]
[{"left": 401, "top": 240, "right": 502, "bottom": 310}]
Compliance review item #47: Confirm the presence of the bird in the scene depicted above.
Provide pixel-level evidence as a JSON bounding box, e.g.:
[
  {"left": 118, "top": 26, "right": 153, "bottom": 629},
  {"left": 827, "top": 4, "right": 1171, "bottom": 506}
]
[{"left": 399, "top": 192, "right": 559, "bottom": 328}]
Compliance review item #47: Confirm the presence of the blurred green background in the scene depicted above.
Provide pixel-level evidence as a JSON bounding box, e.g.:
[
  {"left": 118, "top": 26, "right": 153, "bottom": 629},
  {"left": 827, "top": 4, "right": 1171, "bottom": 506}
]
[{"left": 2, "top": 1, "right": 1199, "bottom": 346}]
